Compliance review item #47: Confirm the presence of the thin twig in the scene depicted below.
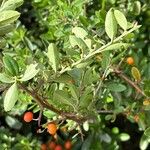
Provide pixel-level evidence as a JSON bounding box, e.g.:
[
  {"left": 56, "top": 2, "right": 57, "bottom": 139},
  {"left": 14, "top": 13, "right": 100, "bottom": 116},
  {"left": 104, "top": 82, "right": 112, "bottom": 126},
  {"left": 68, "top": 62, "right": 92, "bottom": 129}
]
[
  {"left": 114, "top": 69, "right": 146, "bottom": 97},
  {"left": 38, "top": 107, "right": 43, "bottom": 127}
]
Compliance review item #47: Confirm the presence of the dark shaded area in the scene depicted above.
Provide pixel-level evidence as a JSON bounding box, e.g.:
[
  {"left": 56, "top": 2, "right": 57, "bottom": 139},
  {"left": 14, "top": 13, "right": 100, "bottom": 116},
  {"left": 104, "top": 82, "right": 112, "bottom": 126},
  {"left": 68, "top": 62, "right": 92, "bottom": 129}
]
[{"left": 106, "top": 114, "right": 149, "bottom": 150}]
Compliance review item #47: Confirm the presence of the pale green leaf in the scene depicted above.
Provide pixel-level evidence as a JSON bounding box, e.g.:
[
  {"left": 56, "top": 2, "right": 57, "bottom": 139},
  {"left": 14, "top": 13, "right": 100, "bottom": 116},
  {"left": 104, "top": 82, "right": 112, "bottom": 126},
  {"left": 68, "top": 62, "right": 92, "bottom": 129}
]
[
  {"left": 4, "top": 82, "right": 18, "bottom": 111},
  {"left": 72, "top": 27, "right": 88, "bottom": 39},
  {"left": 0, "top": 10, "right": 20, "bottom": 26},
  {"left": 20, "top": 64, "right": 39, "bottom": 81},
  {"left": 140, "top": 134, "right": 149, "bottom": 150},
  {"left": 0, "top": 0, "right": 23, "bottom": 11},
  {"left": 144, "top": 127, "right": 150, "bottom": 137},
  {"left": 105, "top": 8, "right": 117, "bottom": 41},
  {"left": 83, "top": 121, "right": 89, "bottom": 131},
  {"left": 0, "top": 73, "right": 14, "bottom": 83},
  {"left": 47, "top": 43, "right": 59, "bottom": 72},
  {"left": 69, "top": 35, "right": 88, "bottom": 50},
  {"left": 114, "top": 10, "right": 127, "bottom": 30}
]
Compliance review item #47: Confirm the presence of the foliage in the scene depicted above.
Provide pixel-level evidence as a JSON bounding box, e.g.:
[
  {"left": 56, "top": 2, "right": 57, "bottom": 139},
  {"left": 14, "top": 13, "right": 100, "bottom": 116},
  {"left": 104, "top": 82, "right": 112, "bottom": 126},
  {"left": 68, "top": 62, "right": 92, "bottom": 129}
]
[{"left": 0, "top": 0, "right": 150, "bottom": 149}]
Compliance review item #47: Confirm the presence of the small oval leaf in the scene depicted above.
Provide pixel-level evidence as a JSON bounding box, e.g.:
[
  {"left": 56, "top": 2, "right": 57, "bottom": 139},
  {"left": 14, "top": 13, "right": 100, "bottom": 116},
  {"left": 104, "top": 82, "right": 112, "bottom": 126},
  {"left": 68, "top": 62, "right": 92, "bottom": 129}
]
[
  {"left": 72, "top": 27, "right": 88, "bottom": 39},
  {"left": 20, "top": 64, "right": 39, "bottom": 81},
  {"left": 105, "top": 8, "right": 117, "bottom": 41},
  {"left": 47, "top": 43, "right": 59, "bottom": 72},
  {"left": 131, "top": 67, "right": 141, "bottom": 81},
  {"left": 0, "top": 10, "right": 20, "bottom": 26},
  {"left": 107, "top": 83, "right": 126, "bottom": 92},
  {"left": 0, "top": 73, "right": 14, "bottom": 83},
  {"left": 0, "top": 0, "right": 23, "bottom": 11},
  {"left": 114, "top": 10, "right": 127, "bottom": 30},
  {"left": 4, "top": 82, "right": 18, "bottom": 111}
]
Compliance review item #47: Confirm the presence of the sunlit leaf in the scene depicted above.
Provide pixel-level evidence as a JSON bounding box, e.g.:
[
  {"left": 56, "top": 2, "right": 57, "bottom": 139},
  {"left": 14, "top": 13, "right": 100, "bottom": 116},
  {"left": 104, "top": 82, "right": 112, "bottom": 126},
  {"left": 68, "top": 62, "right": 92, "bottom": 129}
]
[
  {"left": 105, "top": 8, "right": 117, "bottom": 41},
  {"left": 47, "top": 43, "right": 59, "bottom": 72},
  {"left": 4, "top": 82, "right": 18, "bottom": 111},
  {"left": 114, "top": 10, "right": 127, "bottom": 30},
  {"left": 20, "top": 64, "right": 39, "bottom": 81}
]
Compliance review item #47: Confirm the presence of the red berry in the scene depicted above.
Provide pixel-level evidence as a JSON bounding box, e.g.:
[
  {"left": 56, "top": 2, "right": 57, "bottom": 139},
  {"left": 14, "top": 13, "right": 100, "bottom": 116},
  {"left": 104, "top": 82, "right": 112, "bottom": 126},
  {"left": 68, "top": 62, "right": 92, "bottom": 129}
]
[
  {"left": 64, "top": 140, "right": 72, "bottom": 150},
  {"left": 48, "top": 141, "right": 56, "bottom": 150},
  {"left": 54, "top": 145, "right": 62, "bottom": 150},
  {"left": 41, "top": 144, "right": 47, "bottom": 150},
  {"left": 23, "top": 111, "right": 33, "bottom": 122}
]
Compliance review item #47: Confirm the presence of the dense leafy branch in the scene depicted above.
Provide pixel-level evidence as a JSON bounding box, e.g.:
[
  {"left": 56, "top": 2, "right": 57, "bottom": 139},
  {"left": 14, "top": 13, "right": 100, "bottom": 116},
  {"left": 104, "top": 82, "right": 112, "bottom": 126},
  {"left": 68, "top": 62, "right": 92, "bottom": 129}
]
[
  {"left": 59, "top": 23, "right": 141, "bottom": 75},
  {"left": 19, "top": 83, "right": 89, "bottom": 123}
]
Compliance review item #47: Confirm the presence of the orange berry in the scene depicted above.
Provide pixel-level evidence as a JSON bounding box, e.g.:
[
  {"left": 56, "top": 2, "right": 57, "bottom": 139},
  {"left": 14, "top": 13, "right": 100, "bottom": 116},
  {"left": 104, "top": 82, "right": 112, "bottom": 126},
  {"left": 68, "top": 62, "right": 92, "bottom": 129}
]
[
  {"left": 126, "top": 57, "right": 134, "bottom": 65},
  {"left": 23, "top": 111, "right": 33, "bottom": 122},
  {"left": 48, "top": 141, "right": 56, "bottom": 150},
  {"left": 54, "top": 145, "right": 62, "bottom": 150},
  {"left": 64, "top": 140, "right": 72, "bottom": 150},
  {"left": 47, "top": 123, "right": 57, "bottom": 135},
  {"left": 41, "top": 144, "right": 47, "bottom": 150},
  {"left": 134, "top": 115, "right": 139, "bottom": 122}
]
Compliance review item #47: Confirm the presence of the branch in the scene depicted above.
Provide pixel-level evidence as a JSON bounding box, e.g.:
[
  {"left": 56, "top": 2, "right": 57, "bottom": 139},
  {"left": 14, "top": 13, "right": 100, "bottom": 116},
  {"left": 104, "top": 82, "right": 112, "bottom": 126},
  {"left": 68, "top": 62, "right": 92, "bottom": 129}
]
[
  {"left": 114, "top": 68, "right": 146, "bottom": 97},
  {"left": 18, "top": 83, "right": 88, "bottom": 123}
]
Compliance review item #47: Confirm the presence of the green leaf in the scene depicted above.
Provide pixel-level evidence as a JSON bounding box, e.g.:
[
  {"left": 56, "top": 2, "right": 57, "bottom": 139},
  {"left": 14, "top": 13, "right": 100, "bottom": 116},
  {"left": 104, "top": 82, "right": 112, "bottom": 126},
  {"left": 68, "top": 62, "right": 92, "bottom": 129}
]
[
  {"left": 0, "top": 0, "right": 23, "bottom": 11},
  {"left": 133, "top": 1, "right": 141, "bottom": 15},
  {"left": 105, "top": 8, "right": 117, "bottom": 41},
  {"left": 119, "top": 133, "right": 130, "bottom": 141},
  {"left": 69, "top": 35, "right": 88, "bottom": 53},
  {"left": 81, "top": 134, "right": 93, "bottom": 150},
  {"left": 53, "top": 90, "right": 76, "bottom": 109},
  {"left": 83, "top": 121, "right": 89, "bottom": 131},
  {"left": 114, "top": 10, "right": 127, "bottom": 30},
  {"left": 72, "top": 27, "right": 88, "bottom": 39},
  {"left": 76, "top": 60, "right": 93, "bottom": 69},
  {"left": 101, "top": 51, "right": 110, "bottom": 69},
  {"left": 0, "top": 73, "right": 14, "bottom": 83},
  {"left": 20, "top": 64, "right": 39, "bottom": 81},
  {"left": 68, "top": 84, "right": 79, "bottom": 101},
  {"left": 107, "top": 83, "right": 126, "bottom": 92},
  {"left": 112, "top": 127, "right": 119, "bottom": 134},
  {"left": 103, "top": 43, "right": 130, "bottom": 51},
  {"left": 5, "top": 116, "right": 22, "bottom": 130},
  {"left": 144, "top": 127, "right": 150, "bottom": 137},
  {"left": 52, "top": 74, "right": 73, "bottom": 84},
  {"left": 47, "top": 43, "right": 59, "bottom": 72},
  {"left": 4, "top": 82, "right": 18, "bottom": 111},
  {"left": 0, "top": 24, "right": 15, "bottom": 35},
  {"left": 3, "top": 55, "right": 19, "bottom": 76},
  {"left": 140, "top": 134, "right": 149, "bottom": 150},
  {"left": 0, "top": 10, "right": 20, "bottom": 26}
]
